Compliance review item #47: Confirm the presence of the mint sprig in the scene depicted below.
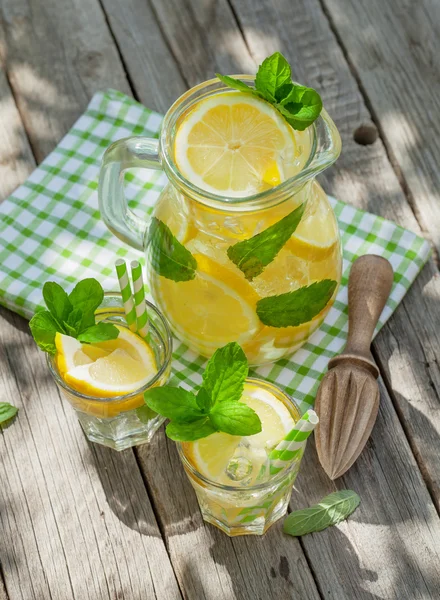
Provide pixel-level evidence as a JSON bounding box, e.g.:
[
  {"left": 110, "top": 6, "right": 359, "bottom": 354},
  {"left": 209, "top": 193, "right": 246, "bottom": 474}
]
[
  {"left": 217, "top": 52, "right": 322, "bottom": 131},
  {"left": 143, "top": 342, "right": 262, "bottom": 441},
  {"left": 29, "top": 278, "right": 119, "bottom": 354}
]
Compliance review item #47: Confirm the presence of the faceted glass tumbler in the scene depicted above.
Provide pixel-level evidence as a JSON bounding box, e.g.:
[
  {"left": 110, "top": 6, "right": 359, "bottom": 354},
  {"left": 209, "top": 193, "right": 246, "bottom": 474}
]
[
  {"left": 177, "top": 379, "right": 303, "bottom": 536},
  {"left": 47, "top": 292, "right": 172, "bottom": 451}
]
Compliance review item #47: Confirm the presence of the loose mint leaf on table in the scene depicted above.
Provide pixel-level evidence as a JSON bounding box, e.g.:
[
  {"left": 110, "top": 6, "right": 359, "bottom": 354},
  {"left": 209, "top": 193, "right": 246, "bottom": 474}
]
[
  {"left": 148, "top": 217, "right": 197, "bottom": 282},
  {"left": 29, "top": 310, "right": 59, "bottom": 354},
  {"left": 255, "top": 52, "right": 292, "bottom": 102},
  {"left": 202, "top": 342, "right": 248, "bottom": 404},
  {"left": 144, "top": 386, "right": 204, "bottom": 422},
  {"left": 166, "top": 418, "right": 217, "bottom": 442},
  {"left": 283, "top": 490, "right": 360, "bottom": 536},
  {"left": 78, "top": 323, "right": 119, "bottom": 344},
  {"left": 210, "top": 401, "right": 262, "bottom": 436},
  {"left": 143, "top": 342, "right": 261, "bottom": 441},
  {"left": 69, "top": 278, "right": 104, "bottom": 331},
  {"left": 43, "top": 282, "right": 72, "bottom": 330},
  {"left": 0, "top": 402, "right": 18, "bottom": 426},
  {"left": 227, "top": 202, "right": 305, "bottom": 280},
  {"left": 256, "top": 279, "right": 337, "bottom": 328},
  {"left": 217, "top": 51, "right": 322, "bottom": 131}
]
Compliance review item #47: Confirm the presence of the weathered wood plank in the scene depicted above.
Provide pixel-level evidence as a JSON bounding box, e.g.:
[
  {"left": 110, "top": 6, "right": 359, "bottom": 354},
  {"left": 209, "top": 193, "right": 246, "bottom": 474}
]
[
  {"left": 0, "top": 69, "right": 35, "bottom": 198},
  {"left": 294, "top": 380, "right": 440, "bottom": 599},
  {"left": 0, "top": 579, "right": 7, "bottom": 600},
  {"left": 0, "top": 0, "right": 131, "bottom": 161},
  {"left": 103, "top": 0, "right": 440, "bottom": 596},
  {"left": 98, "top": 0, "right": 186, "bottom": 113},
  {"left": 136, "top": 432, "right": 321, "bottom": 600},
  {"left": 321, "top": 0, "right": 440, "bottom": 256},
  {"left": 223, "top": 0, "right": 440, "bottom": 595},
  {"left": 0, "top": 60, "right": 34, "bottom": 600},
  {"left": 0, "top": 308, "right": 182, "bottom": 600},
  {"left": 0, "top": 1, "right": 182, "bottom": 598}
]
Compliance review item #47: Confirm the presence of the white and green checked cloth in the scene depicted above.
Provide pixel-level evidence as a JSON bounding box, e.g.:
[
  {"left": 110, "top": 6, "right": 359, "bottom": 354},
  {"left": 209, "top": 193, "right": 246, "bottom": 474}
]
[{"left": 0, "top": 89, "right": 431, "bottom": 414}]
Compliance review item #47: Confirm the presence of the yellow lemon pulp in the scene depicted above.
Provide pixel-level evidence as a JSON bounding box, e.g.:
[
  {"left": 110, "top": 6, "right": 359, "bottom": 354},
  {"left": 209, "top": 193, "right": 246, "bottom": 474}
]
[
  {"left": 56, "top": 327, "right": 157, "bottom": 399},
  {"left": 183, "top": 382, "right": 297, "bottom": 486},
  {"left": 151, "top": 252, "right": 261, "bottom": 353},
  {"left": 174, "top": 92, "right": 309, "bottom": 197},
  {"left": 286, "top": 185, "right": 339, "bottom": 260}
]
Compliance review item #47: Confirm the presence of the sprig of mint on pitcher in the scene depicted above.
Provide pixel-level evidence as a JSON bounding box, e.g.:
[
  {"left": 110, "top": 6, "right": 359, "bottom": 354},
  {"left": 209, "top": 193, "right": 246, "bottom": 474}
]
[
  {"left": 29, "top": 278, "right": 119, "bottom": 355},
  {"left": 143, "top": 342, "right": 262, "bottom": 441},
  {"left": 217, "top": 52, "right": 322, "bottom": 131}
]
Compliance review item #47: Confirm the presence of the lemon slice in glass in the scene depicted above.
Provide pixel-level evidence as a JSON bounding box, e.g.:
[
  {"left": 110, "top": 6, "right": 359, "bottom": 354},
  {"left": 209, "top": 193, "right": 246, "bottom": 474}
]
[
  {"left": 174, "top": 92, "right": 301, "bottom": 197},
  {"left": 57, "top": 326, "right": 157, "bottom": 397},
  {"left": 151, "top": 252, "right": 260, "bottom": 353},
  {"left": 286, "top": 185, "right": 339, "bottom": 260},
  {"left": 185, "top": 382, "right": 295, "bottom": 484}
]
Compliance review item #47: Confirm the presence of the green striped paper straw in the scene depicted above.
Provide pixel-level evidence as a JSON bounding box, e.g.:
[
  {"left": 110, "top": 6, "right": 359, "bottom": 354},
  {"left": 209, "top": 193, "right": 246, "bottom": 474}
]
[
  {"left": 131, "top": 260, "right": 149, "bottom": 337},
  {"left": 269, "top": 410, "right": 319, "bottom": 475},
  {"left": 115, "top": 259, "right": 137, "bottom": 332}
]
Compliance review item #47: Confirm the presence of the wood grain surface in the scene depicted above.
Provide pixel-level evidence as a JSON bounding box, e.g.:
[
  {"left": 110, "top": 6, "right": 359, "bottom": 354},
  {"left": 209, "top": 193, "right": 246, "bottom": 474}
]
[{"left": 0, "top": 0, "right": 439, "bottom": 598}]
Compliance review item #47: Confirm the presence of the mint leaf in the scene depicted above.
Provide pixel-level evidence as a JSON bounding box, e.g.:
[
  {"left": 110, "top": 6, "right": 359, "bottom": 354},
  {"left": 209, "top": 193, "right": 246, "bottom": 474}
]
[
  {"left": 64, "top": 308, "right": 83, "bottom": 337},
  {"left": 283, "top": 490, "right": 360, "bottom": 537},
  {"left": 216, "top": 73, "right": 254, "bottom": 94},
  {"left": 148, "top": 217, "right": 197, "bottom": 282},
  {"left": 166, "top": 418, "right": 216, "bottom": 441},
  {"left": 227, "top": 202, "right": 305, "bottom": 280},
  {"left": 69, "top": 278, "right": 104, "bottom": 331},
  {"left": 196, "top": 387, "right": 212, "bottom": 412},
  {"left": 63, "top": 322, "right": 77, "bottom": 337},
  {"left": 0, "top": 402, "right": 18, "bottom": 426},
  {"left": 43, "top": 282, "right": 72, "bottom": 330},
  {"left": 255, "top": 52, "right": 291, "bottom": 103},
  {"left": 202, "top": 342, "right": 248, "bottom": 405},
  {"left": 136, "top": 404, "right": 157, "bottom": 423},
  {"left": 277, "top": 86, "right": 323, "bottom": 131},
  {"left": 256, "top": 280, "right": 337, "bottom": 327},
  {"left": 145, "top": 343, "right": 262, "bottom": 442},
  {"left": 209, "top": 401, "right": 261, "bottom": 436},
  {"left": 78, "top": 323, "right": 119, "bottom": 344},
  {"left": 216, "top": 52, "right": 322, "bottom": 131},
  {"left": 144, "top": 387, "right": 204, "bottom": 422},
  {"left": 29, "top": 311, "right": 58, "bottom": 354}
]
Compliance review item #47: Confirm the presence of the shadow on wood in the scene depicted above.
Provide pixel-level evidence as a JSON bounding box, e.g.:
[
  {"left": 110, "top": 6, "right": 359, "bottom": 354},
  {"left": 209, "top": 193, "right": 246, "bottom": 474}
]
[{"left": 87, "top": 443, "right": 162, "bottom": 538}]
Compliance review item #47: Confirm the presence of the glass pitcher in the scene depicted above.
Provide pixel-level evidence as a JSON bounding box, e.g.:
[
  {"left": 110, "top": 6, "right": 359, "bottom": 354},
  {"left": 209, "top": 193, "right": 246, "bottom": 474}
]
[{"left": 99, "top": 77, "right": 342, "bottom": 366}]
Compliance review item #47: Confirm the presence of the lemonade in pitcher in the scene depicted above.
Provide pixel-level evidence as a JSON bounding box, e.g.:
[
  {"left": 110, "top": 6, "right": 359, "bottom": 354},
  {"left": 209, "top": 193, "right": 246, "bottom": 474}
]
[{"left": 99, "top": 53, "right": 342, "bottom": 365}]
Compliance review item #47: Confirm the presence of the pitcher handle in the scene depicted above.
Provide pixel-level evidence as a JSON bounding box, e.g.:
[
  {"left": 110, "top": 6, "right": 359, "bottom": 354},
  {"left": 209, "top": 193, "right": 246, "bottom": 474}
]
[{"left": 99, "top": 137, "right": 161, "bottom": 251}]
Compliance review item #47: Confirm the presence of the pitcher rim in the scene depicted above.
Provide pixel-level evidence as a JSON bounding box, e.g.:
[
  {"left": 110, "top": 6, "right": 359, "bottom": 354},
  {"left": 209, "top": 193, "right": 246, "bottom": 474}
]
[{"left": 159, "top": 75, "right": 340, "bottom": 212}]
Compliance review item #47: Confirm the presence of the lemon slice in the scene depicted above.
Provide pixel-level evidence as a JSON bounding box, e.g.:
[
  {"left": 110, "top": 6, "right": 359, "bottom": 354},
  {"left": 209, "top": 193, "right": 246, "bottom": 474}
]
[
  {"left": 60, "top": 326, "right": 157, "bottom": 397},
  {"left": 174, "top": 92, "right": 301, "bottom": 197},
  {"left": 287, "top": 185, "right": 339, "bottom": 260},
  {"left": 55, "top": 332, "right": 110, "bottom": 376},
  {"left": 151, "top": 253, "right": 260, "bottom": 353},
  {"left": 185, "top": 382, "right": 295, "bottom": 483}
]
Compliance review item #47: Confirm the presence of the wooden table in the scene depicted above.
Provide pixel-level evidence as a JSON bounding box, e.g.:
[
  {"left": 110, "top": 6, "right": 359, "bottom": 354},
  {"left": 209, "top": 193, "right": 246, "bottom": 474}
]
[{"left": 1, "top": 1, "right": 440, "bottom": 598}]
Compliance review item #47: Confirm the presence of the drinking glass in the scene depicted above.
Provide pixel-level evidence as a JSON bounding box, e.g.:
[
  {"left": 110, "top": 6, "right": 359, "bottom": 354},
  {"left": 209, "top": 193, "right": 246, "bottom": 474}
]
[{"left": 47, "top": 292, "right": 172, "bottom": 451}]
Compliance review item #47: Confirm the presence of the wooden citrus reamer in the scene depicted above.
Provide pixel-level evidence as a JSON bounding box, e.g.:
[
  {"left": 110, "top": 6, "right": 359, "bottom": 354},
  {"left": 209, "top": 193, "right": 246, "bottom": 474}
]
[{"left": 315, "top": 254, "right": 394, "bottom": 479}]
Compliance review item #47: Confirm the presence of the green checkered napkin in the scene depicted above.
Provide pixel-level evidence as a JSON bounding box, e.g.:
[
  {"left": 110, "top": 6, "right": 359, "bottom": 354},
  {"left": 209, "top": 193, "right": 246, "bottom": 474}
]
[{"left": 0, "top": 89, "right": 431, "bottom": 414}]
